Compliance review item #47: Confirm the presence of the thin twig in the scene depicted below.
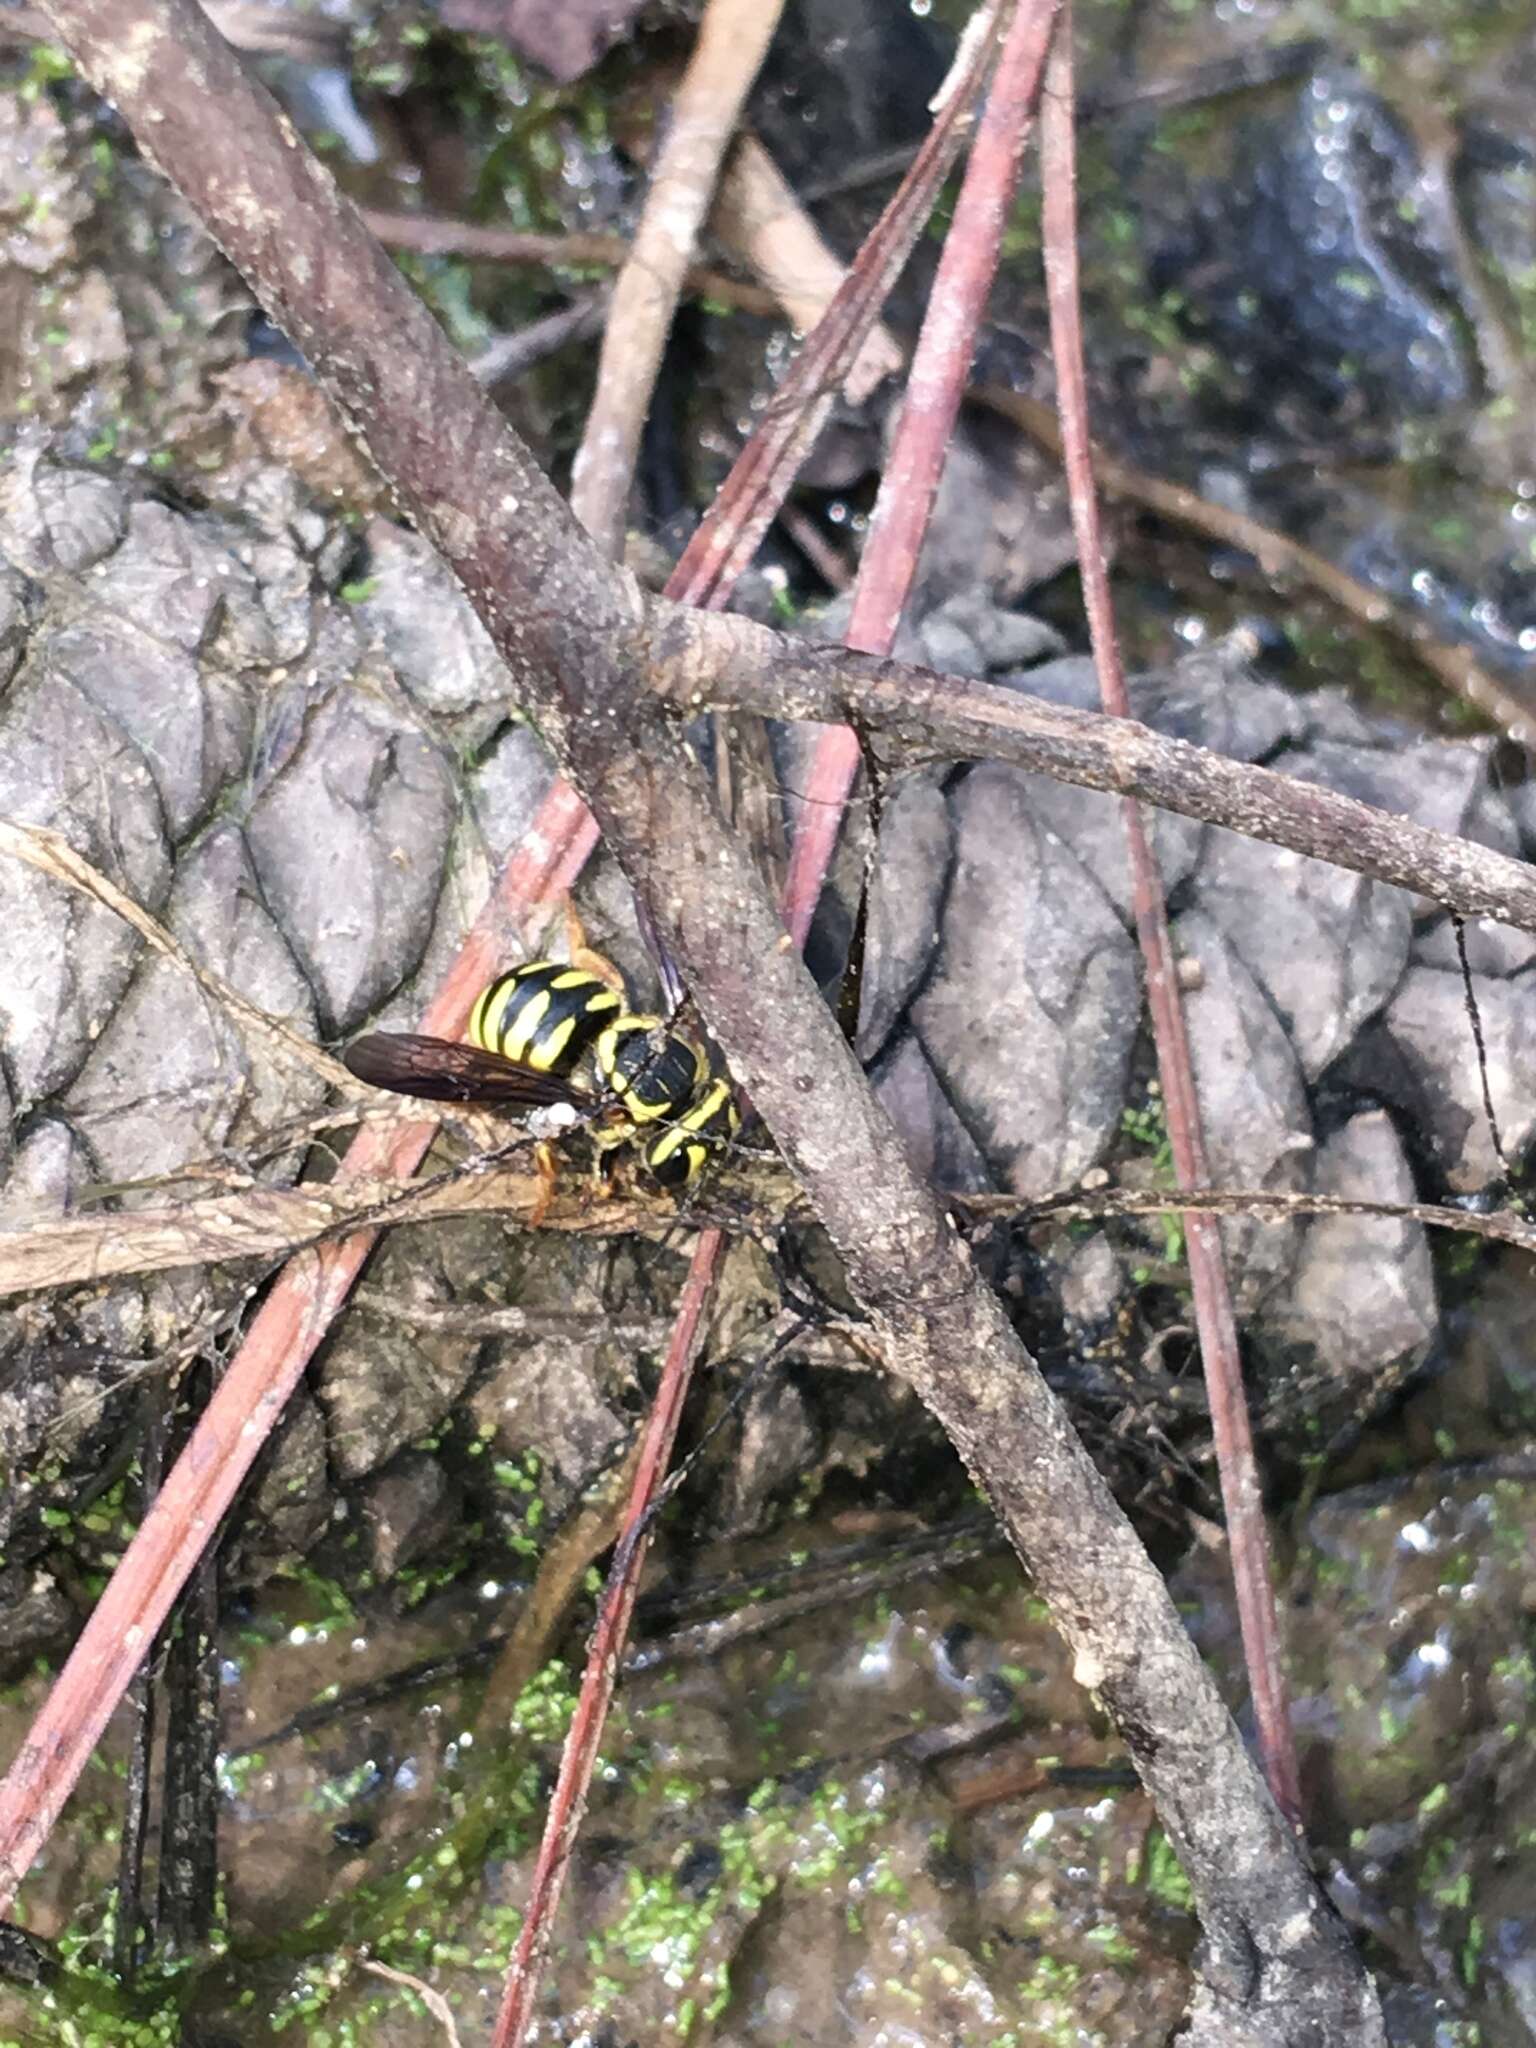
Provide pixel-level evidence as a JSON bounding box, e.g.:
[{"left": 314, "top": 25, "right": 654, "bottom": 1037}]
[
  {"left": 1039, "top": 12, "right": 1299, "bottom": 1822},
  {"left": 0, "top": 1164, "right": 665, "bottom": 1300},
  {"left": 777, "top": 501, "right": 853, "bottom": 590},
  {"left": 492, "top": 1237, "right": 724, "bottom": 2047},
  {"left": 0, "top": 821, "right": 352, "bottom": 1094},
  {"left": 568, "top": 0, "right": 785, "bottom": 558},
  {"left": 794, "top": 38, "right": 1330, "bottom": 202},
  {"left": 2, "top": 0, "right": 347, "bottom": 54},
  {"left": 110, "top": 1394, "right": 168, "bottom": 1982},
  {"left": 668, "top": 0, "right": 1009, "bottom": 611},
  {"left": 359, "top": 1958, "right": 463, "bottom": 2047},
  {"left": 351, "top": 1297, "right": 675, "bottom": 1344},
  {"left": 652, "top": 622, "right": 1536, "bottom": 936},
  {"left": 961, "top": 1182, "right": 1536, "bottom": 1250},
  {"left": 362, "top": 210, "right": 782, "bottom": 319},
  {"left": 474, "top": 1432, "right": 649, "bottom": 1738},
  {"left": 468, "top": 291, "right": 611, "bottom": 386},
  {"left": 709, "top": 132, "right": 904, "bottom": 404},
  {"left": 850, "top": 2, "right": 1061, "bottom": 647},
  {"left": 7, "top": 1143, "right": 1533, "bottom": 1304},
  {"left": 637, "top": 1519, "right": 1003, "bottom": 1668},
  {"left": 969, "top": 384, "right": 1536, "bottom": 751},
  {"left": 777, "top": 0, "right": 1063, "bottom": 944}
]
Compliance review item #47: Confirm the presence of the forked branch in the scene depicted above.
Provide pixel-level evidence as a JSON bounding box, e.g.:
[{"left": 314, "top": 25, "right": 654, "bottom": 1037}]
[{"left": 650, "top": 617, "right": 1536, "bottom": 935}]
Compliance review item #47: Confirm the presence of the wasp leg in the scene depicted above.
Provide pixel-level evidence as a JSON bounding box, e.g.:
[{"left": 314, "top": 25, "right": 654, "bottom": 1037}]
[
  {"left": 559, "top": 901, "right": 627, "bottom": 997},
  {"left": 528, "top": 1139, "right": 560, "bottom": 1230},
  {"left": 588, "top": 1136, "right": 625, "bottom": 1200}
]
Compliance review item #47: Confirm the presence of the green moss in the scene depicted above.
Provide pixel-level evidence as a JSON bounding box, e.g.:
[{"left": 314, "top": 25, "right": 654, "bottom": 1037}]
[
  {"left": 20, "top": 41, "right": 73, "bottom": 99},
  {"left": 1119, "top": 1090, "right": 1185, "bottom": 1263},
  {"left": 493, "top": 1450, "right": 542, "bottom": 1493},
  {"left": 1120, "top": 1090, "right": 1171, "bottom": 1171},
  {"left": 505, "top": 1656, "right": 580, "bottom": 1745},
  {"left": 1140, "top": 1828, "right": 1194, "bottom": 1911},
  {"left": 275, "top": 1564, "right": 359, "bottom": 1623},
  {"left": 1460, "top": 1914, "right": 1484, "bottom": 1986},
  {"left": 1084, "top": 1920, "right": 1138, "bottom": 1966}
]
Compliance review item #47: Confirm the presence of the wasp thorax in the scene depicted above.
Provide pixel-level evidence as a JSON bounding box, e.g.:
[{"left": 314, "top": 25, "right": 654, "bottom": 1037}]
[{"left": 596, "top": 1016, "right": 708, "bottom": 1124}]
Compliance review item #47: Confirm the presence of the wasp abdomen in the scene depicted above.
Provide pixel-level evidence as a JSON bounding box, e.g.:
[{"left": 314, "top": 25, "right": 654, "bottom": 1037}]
[{"left": 468, "top": 961, "right": 623, "bottom": 1076}]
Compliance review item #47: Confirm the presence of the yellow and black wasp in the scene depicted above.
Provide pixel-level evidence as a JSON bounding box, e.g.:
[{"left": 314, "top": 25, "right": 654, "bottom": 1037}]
[{"left": 343, "top": 960, "right": 739, "bottom": 1194}]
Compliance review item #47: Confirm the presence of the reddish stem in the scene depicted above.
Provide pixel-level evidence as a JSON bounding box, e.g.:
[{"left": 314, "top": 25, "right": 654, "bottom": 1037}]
[
  {"left": 667, "top": 3, "right": 1008, "bottom": 615},
  {"left": 0, "top": 831, "right": 591, "bottom": 1913},
  {"left": 1038, "top": 11, "right": 1301, "bottom": 1826},
  {"left": 778, "top": 0, "right": 1062, "bottom": 937},
  {"left": 491, "top": 1229, "right": 724, "bottom": 2047}
]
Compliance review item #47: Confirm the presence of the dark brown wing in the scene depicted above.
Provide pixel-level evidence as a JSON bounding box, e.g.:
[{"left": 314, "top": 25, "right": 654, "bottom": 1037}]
[{"left": 343, "top": 1032, "right": 595, "bottom": 1111}]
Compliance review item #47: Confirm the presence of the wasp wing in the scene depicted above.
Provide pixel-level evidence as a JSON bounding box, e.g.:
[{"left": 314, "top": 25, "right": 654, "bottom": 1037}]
[{"left": 343, "top": 1033, "right": 595, "bottom": 1111}]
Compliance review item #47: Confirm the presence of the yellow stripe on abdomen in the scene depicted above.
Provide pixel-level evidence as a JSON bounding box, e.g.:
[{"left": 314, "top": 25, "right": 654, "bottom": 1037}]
[
  {"left": 536, "top": 1013, "right": 579, "bottom": 1071},
  {"left": 502, "top": 987, "right": 553, "bottom": 1065}
]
